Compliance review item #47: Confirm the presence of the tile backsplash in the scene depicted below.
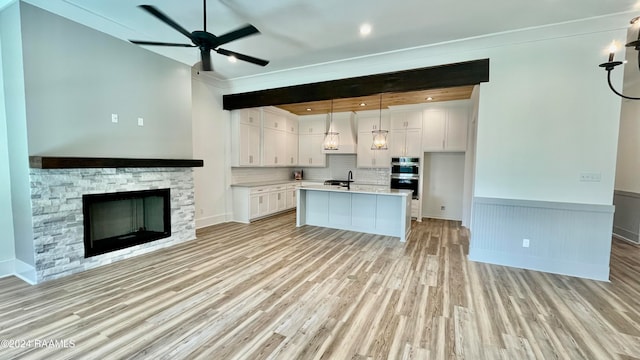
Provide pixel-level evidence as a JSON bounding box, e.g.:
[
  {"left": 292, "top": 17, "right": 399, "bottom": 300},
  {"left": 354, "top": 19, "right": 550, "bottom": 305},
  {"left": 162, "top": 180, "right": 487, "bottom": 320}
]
[{"left": 231, "top": 155, "right": 389, "bottom": 186}]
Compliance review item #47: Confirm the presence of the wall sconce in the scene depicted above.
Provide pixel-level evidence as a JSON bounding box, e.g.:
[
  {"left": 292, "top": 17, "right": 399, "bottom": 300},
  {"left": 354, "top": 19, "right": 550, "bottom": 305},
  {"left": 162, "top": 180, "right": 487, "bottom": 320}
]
[{"left": 599, "top": 16, "right": 640, "bottom": 100}]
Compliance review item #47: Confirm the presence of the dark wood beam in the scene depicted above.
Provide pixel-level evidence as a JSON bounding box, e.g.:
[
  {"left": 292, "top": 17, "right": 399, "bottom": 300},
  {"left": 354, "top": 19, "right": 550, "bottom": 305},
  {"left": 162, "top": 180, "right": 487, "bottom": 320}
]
[
  {"left": 223, "top": 59, "right": 489, "bottom": 110},
  {"left": 29, "top": 156, "right": 204, "bottom": 169}
]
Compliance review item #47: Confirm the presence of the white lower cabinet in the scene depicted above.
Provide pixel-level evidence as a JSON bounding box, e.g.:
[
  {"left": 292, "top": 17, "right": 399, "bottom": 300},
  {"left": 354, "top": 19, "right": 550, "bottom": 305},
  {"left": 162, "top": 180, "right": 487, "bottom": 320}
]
[{"left": 233, "top": 182, "right": 299, "bottom": 223}]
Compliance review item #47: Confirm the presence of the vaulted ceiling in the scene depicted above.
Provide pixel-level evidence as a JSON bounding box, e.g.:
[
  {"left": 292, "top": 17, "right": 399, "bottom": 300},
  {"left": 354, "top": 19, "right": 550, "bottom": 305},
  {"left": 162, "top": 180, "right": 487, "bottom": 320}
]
[{"left": 22, "top": 0, "right": 639, "bottom": 80}]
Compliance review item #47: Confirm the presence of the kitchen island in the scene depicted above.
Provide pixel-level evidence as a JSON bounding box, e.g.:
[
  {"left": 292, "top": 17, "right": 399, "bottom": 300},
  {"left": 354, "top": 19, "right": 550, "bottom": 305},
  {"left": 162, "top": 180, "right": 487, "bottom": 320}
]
[{"left": 296, "top": 185, "right": 412, "bottom": 242}]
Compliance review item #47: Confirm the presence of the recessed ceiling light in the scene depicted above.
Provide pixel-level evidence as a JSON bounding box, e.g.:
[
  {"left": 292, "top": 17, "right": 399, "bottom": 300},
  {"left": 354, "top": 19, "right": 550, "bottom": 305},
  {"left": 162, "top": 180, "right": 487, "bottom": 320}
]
[
  {"left": 306, "top": 108, "right": 312, "bottom": 111},
  {"left": 360, "top": 23, "right": 372, "bottom": 36},
  {"left": 426, "top": 96, "right": 433, "bottom": 101},
  {"left": 360, "top": 102, "right": 366, "bottom": 107},
  {"left": 228, "top": 56, "right": 237, "bottom": 63}
]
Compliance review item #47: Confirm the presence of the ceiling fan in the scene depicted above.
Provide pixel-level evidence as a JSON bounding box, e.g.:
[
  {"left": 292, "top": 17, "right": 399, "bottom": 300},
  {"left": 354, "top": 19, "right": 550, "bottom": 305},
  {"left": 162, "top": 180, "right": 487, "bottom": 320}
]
[{"left": 129, "top": 0, "right": 269, "bottom": 71}]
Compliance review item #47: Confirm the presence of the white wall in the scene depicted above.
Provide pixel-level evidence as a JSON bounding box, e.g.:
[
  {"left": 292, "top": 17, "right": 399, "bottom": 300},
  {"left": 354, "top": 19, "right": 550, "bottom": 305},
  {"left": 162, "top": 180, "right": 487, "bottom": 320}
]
[
  {"left": 422, "top": 153, "right": 465, "bottom": 220},
  {"left": 0, "top": 28, "right": 16, "bottom": 269},
  {"left": 1, "top": 2, "right": 34, "bottom": 272},
  {"left": 20, "top": 3, "right": 193, "bottom": 158},
  {"left": 191, "top": 72, "right": 232, "bottom": 228},
  {"left": 474, "top": 32, "right": 622, "bottom": 205}
]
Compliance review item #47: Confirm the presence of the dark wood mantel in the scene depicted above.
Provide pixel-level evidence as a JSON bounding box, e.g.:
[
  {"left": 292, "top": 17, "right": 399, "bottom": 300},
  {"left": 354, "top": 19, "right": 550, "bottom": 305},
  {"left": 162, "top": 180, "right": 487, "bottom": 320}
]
[{"left": 29, "top": 156, "right": 204, "bottom": 169}]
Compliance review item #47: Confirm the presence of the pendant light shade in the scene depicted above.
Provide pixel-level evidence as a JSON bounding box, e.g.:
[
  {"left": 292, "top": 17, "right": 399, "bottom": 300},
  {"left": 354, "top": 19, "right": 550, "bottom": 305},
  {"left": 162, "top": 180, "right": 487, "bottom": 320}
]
[
  {"left": 371, "top": 93, "right": 388, "bottom": 150},
  {"left": 324, "top": 99, "right": 339, "bottom": 150}
]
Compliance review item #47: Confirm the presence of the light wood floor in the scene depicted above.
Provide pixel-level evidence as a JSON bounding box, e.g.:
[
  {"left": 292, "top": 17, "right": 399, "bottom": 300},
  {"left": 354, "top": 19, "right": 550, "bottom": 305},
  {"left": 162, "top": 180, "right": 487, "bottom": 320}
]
[{"left": 1, "top": 211, "right": 639, "bottom": 359}]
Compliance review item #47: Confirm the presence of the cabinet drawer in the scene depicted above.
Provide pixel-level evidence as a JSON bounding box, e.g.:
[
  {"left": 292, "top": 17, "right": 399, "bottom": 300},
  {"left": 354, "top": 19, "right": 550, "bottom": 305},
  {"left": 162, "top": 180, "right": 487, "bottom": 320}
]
[{"left": 250, "top": 186, "right": 271, "bottom": 194}]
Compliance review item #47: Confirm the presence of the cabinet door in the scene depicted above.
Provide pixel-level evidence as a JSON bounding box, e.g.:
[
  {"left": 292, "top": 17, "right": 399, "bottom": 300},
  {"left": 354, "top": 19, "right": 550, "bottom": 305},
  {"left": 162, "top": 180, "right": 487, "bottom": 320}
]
[
  {"left": 286, "top": 116, "right": 298, "bottom": 134},
  {"left": 286, "top": 132, "right": 298, "bottom": 166},
  {"left": 374, "top": 144, "right": 391, "bottom": 168},
  {"left": 422, "top": 109, "right": 446, "bottom": 151},
  {"left": 239, "top": 123, "right": 261, "bottom": 166},
  {"left": 299, "top": 115, "right": 327, "bottom": 135},
  {"left": 286, "top": 188, "right": 296, "bottom": 209},
  {"left": 240, "top": 108, "right": 261, "bottom": 125},
  {"left": 263, "top": 110, "right": 285, "bottom": 130},
  {"left": 259, "top": 194, "right": 269, "bottom": 215},
  {"left": 390, "top": 110, "right": 422, "bottom": 130},
  {"left": 357, "top": 131, "right": 376, "bottom": 168},
  {"left": 445, "top": 107, "right": 468, "bottom": 151},
  {"left": 388, "top": 130, "right": 407, "bottom": 156},
  {"left": 250, "top": 194, "right": 260, "bottom": 218},
  {"left": 263, "top": 128, "right": 286, "bottom": 166},
  {"left": 405, "top": 129, "right": 422, "bottom": 157},
  {"left": 299, "top": 134, "right": 326, "bottom": 167}
]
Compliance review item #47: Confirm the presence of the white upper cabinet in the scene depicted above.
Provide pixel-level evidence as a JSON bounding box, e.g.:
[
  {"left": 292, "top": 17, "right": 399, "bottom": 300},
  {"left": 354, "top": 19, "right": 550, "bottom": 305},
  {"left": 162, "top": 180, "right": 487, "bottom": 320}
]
[
  {"left": 357, "top": 110, "right": 390, "bottom": 132},
  {"left": 263, "top": 109, "right": 286, "bottom": 130},
  {"left": 299, "top": 114, "right": 327, "bottom": 134},
  {"left": 422, "top": 109, "right": 447, "bottom": 151},
  {"left": 231, "top": 106, "right": 299, "bottom": 167},
  {"left": 356, "top": 112, "right": 391, "bottom": 168},
  {"left": 231, "top": 108, "right": 262, "bottom": 166},
  {"left": 285, "top": 115, "right": 299, "bottom": 165},
  {"left": 389, "top": 109, "right": 423, "bottom": 157},
  {"left": 390, "top": 110, "right": 422, "bottom": 130},
  {"left": 298, "top": 114, "right": 327, "bottom": 167},
  {"left": 422, "top": 100, "right": 470, "bottom": 152}
]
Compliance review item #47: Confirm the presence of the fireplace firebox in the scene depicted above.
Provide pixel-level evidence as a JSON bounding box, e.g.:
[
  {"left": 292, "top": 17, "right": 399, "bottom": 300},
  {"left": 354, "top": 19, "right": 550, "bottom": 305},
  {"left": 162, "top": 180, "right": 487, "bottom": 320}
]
[{"left": 82, "top": 188, "right": 171, "bottom": 258}]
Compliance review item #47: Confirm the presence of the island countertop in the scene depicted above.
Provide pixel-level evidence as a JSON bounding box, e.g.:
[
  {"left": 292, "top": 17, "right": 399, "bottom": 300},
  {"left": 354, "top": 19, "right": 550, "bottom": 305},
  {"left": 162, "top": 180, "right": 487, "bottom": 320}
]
[{"left": 300, "top": 184, "right": 412, "bottom": 197}]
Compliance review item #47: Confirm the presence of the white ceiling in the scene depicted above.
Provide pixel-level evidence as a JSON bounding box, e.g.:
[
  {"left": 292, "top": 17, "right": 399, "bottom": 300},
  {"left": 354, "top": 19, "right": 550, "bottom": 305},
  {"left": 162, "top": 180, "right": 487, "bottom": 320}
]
[{"left": 22, "top": 0, "right": 640, "bottom": 80}]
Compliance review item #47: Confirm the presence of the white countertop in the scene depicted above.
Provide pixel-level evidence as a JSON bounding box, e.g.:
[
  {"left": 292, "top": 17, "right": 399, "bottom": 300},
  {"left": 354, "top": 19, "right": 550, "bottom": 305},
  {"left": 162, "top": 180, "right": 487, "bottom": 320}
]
[
  {"left": 231, "top": 180, "right": 388, "bottom": 188},
  {"left": 230, "top": 180, "right": 324, "bottom": 187},
  {"left": 299, "top": 184, "right": 411, "bottom": 197}
]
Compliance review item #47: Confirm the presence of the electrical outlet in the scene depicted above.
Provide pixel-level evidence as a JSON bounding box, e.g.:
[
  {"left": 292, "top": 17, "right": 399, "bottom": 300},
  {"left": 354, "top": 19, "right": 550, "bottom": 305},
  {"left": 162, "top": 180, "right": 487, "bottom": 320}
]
[
  {"left": 579, "top": 172, "right": 601, "bottom": 182},
  {"left": 522, "top": 238, "right": 530, "bottom": 248},
  {"left": 440, "top": 205, "right": 446, "bottom": 211},
  {"left": 111, "top": 114, "right": 118, "bottom": 123},
  {"left": 137, "top": 117, "right": 144, "bottom": 126}
]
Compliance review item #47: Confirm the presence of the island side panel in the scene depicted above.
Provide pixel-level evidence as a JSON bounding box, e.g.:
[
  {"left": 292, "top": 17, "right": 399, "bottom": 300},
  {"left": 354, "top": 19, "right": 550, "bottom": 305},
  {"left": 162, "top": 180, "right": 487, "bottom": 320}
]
[
  {"left": 305, "top": 190, "right": 330, "bottom": 227},
  {"left": 296, "top": 188, "right": 306, "bottom": 227},
  {"left": 403, "top": 194, "right": 411, "bottom": 242},
  {"left": 352, "top": 193, "right": 376, "bottom": 230},
  {"left": 375, "top": 195, "right": 403, "bottom": 238}
]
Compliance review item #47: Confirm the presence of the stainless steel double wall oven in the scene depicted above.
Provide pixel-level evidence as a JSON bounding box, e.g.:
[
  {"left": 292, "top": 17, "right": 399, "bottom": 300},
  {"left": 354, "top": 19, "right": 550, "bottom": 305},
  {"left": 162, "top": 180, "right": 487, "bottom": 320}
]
[{"left": 390, "top": 157, "right": 420, "bottom": 199}]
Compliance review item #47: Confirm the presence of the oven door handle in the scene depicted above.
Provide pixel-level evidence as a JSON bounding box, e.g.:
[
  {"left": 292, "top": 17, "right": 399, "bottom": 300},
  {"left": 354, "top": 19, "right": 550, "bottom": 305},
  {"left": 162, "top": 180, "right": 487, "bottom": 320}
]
[{"left": 390, "top": 174, "right": 420, "bottom": 180}]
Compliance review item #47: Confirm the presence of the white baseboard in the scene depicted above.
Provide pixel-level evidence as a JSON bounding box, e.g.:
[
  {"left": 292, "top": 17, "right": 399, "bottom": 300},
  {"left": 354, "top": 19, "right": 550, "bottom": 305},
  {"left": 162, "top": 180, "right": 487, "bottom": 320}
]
[
  {"left": 14, "top": 259, "right": 37, "bottom": 285},
  {"left": 613, "top": 232, "right": 640, "bottom": 245},
  {"left": 0, "top": 259, "right": 13, "bottom": 279},
  {"left": 195, "top": 213, "right": 228, "bottom": 229},
  {"left": 0, "top": 259, "right": 37, "bottom": 284}
]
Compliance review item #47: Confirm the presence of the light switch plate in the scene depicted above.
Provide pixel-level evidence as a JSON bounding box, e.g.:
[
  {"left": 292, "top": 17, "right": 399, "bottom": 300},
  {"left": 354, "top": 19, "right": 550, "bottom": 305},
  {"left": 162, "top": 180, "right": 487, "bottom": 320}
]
[
  {"left": 111, "top": 114, "right": 118, "bottom": 123},
  {"left": 137, "top": 117, "right": 144, "bottom": 126}
]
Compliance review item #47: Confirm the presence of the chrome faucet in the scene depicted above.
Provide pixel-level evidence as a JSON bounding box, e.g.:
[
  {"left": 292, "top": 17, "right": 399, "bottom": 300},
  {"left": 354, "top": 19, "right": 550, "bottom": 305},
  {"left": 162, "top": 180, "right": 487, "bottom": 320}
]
[{"left": 347, "top": 170, "right": 353, "bottom": 190}]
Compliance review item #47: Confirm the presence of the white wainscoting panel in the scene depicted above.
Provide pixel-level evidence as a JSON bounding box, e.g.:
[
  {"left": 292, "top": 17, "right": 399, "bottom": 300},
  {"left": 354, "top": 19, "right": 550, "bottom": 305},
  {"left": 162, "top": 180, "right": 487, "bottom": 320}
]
[
  {"left": 469, "top": 197, "right": 614, "bottom": 281},
  {"left": 613, "top": 190, "right": 640, "bottom": 244}
]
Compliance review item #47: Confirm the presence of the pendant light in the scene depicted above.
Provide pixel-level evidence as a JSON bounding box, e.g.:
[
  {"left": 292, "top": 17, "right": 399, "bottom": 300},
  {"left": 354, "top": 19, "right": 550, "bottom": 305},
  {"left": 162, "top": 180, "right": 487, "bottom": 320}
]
[
  {"left": 324, "top": 99, "right": 339, "bottom": 150},
  {"left": 371, "top": 93, "right": 388, "bottom": 150}
]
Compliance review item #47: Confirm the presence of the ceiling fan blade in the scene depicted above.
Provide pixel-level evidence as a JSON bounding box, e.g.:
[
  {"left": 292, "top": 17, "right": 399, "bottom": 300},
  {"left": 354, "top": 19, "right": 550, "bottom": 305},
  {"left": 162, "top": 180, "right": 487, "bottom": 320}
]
[
  {"left": 130, "top": 40, "right": 196, "bottom": 47},
  {"left": 201, "top": 48, "right": 213, "bottom": 71},
  {"left": 216, "top": 48, "right": 269, "bottom": 66},
  {"left": 215, "top": 25, "right": 260, "bottom": 47},
  {"left": 139, "top": 5, "right": 194, "bottom": 40}
]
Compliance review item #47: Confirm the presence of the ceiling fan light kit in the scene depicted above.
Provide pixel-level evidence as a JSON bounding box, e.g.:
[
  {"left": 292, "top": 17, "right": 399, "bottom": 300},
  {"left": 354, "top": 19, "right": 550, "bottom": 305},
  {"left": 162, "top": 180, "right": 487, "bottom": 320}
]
[
  {"left": 129, "top": 0, "right": 269, "bottom": 72},
  {"left": 599, "top": 16, "right": 640, "bottom": 100}
]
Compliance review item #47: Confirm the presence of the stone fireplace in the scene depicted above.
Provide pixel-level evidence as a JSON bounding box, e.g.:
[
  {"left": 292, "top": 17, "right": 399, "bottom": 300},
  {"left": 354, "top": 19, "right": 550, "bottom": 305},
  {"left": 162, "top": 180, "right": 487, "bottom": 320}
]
[{"left": 28, "top": 157, "right": 203, "bottom": 283}]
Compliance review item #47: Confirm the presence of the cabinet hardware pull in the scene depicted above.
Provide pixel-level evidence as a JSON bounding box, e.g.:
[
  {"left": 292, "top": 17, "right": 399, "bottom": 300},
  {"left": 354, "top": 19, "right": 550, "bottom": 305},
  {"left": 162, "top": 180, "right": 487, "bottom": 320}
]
[{"left": 249, "top": 155, "right": 253, "bottom": 163}]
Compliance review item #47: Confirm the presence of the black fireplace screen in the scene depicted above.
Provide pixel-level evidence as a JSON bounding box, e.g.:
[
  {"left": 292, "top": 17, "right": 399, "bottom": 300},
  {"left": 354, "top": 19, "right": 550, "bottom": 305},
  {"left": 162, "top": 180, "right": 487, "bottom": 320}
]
[{"left": 82, "top": 188, "right": 171, "bottom": 258}]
